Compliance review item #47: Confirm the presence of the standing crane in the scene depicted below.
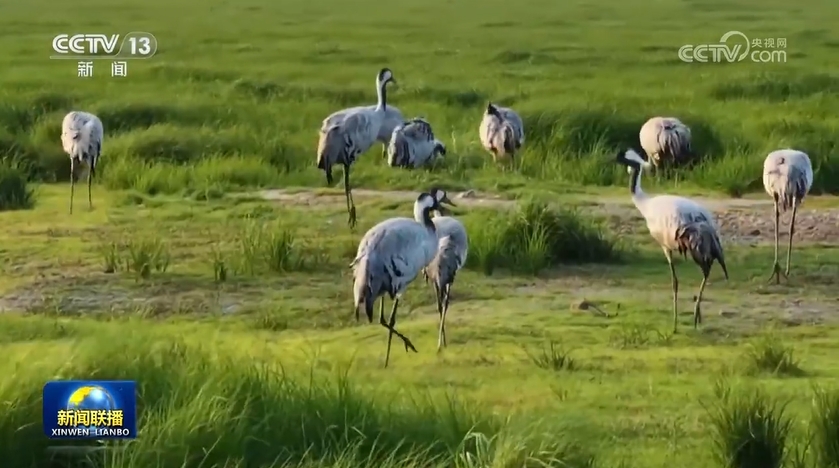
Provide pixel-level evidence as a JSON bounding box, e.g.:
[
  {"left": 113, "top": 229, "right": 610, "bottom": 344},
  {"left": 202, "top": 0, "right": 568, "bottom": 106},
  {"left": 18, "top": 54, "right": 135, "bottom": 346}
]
[
  {"left": 762, "top": 149, "right": 813, "bottom": 283},
  {"left": 61, "top": 111, "right": 104, "bottom": 214},
  {"left": 639, "top": 116, "right": 693, "bottom": 178},
  {"left": 317, "top": 68, "right": 397, "bottom": 228},
  {"left": 424, "top": 188, "right": 468, "bottom": 352},
  {"left": 351, "top": 190, "right": 456, "bottom": 367},
  {"left": 387, "top": 117, "right": 447, "bottom": 169},
  {"left": 479, "top": 102, "right": 524, "bottom": 164},
  {"left": 617, "top": 149, "right": 729, "bottom": 333}
]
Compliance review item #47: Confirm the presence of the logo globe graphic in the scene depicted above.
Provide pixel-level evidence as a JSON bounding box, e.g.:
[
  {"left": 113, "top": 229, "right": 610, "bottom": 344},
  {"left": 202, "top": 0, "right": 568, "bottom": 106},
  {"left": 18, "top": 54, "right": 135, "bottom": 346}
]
[{"left": 66, "top": 386, "right": 116, "bottom": 433}]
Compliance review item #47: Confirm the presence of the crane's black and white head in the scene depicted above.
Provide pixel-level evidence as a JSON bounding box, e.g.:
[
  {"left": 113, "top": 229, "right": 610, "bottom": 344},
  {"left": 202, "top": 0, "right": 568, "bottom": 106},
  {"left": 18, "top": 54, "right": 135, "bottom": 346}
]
[
  {"left": 616, "top": 149, "right": 653, "bottom": 194},
  {"left": 616, "top": 149, "right": 652, "bottom": 173},
  {"left": 485, "top": 102, "right": 502, "bottom": 119},
  {"left": 433, "top": 140, "right": 447, "bottom": 158},
  {"left": 377, "top": 68, "right": 397, "bottom": 88},
  {"left": 428, "top": 187, "right": 456, "bottom": 216}
]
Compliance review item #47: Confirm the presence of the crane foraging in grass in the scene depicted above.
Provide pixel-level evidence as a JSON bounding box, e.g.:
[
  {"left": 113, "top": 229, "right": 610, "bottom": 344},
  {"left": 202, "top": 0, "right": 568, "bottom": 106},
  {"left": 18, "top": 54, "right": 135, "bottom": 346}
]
[
  {"left": 617, "top": 149, "right": 729, "bottom": 333},
  {"left": 479, "top": 102, "right": 524, "bottom": 164},
  {"left": 387, "top": 117, "right": 447, "bottom": 169},
  {"left": 351, "top": 189, "right": 457, "bottom": 367},
  {"left": 61, "top": 111, "right": 104, "bottom": 214},
  {"left": 423, "top": 188, "right": 468, "bottom": 352},
  {"left": 639, "top": 116, "right": 693, "bottom": 177},
  {"left": 317, "top": 68, "right": 398, "bottom": 228},
  {"left": 762, "top": 149, "right": 813, "bottom": 284}
]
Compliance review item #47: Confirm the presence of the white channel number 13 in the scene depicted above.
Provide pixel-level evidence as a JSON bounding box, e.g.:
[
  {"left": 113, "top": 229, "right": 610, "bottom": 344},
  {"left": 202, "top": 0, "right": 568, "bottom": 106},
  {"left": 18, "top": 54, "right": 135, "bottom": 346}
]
[
  {"left": 123, "top": 32, "right": 158, "bottom": 58},
  {"left": 129, "top": 37, "right": 151, "bottom": 55}
]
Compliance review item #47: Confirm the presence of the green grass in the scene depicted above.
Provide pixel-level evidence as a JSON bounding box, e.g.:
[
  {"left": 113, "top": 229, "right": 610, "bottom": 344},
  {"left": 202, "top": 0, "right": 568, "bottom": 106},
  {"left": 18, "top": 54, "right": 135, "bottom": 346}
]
[
  {"left": 2, "top": 0, "right": 839, "bottom": 466},
  {"left": 2, "top": 0, "right": 839, "bottom": 197},
  {"left": 0, "top": 187, "right": 837, "bottom": 468},
  {"left": 0, "top": 158, "right": 36, "bottom": 210},
  {"left": 465, "top": 200, "right": 622, "bottom": 275}
]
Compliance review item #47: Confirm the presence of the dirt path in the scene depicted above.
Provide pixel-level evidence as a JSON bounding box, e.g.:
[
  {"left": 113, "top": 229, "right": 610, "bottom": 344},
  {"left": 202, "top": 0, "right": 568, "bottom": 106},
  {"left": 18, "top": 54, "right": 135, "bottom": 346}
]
[{"left": 259, "top": 188, "right": 839, "bottom": 245}]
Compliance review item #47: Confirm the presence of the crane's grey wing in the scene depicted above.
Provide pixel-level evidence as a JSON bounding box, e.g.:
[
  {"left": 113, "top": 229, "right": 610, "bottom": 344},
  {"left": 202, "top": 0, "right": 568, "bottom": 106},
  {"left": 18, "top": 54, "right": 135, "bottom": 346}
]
[
  {"left": 374, "top": 106, "right": 405, "bottom": 142},
  {"left": 500, "top": 108, "right": 524, "bottom": 146},
  {"left": 675, "top": 221, "right": 728, "bottom": 278},
  {"left": 479, "top": 114, "right": 501, "bottom": 150},
  {"left": 678, "top": 204, "right": 716, "bottom": 230},
  {"left": 320, "top": 106, "right": 368, "bottom": 133},
  {"left": 387, "top": 126, "right": 412, "bottom": 167},
  {"left": 658, "top": 118, "right": 691, "bottom": 158},
  {"left": 352, "top": 218, "right": 415, "bottom": 264},
  {"left": 353, "top": 221, "right": 434, "bottom": 291},
  {"left": 763, "top": 151, "right": 812, "bottom": 210},
  {"left": 396, "top": 118, "right": 432, "bottom": 141},
  {"left": 432, "top": 217, "right": 468, "bottom": 267}
]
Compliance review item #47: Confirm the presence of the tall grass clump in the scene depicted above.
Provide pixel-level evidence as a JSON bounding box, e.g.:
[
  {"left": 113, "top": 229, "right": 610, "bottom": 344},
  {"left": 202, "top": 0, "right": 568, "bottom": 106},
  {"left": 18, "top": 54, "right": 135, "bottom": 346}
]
[
  {"left": 0, "top": 330, "right": 599, "bottom": 468},
  {"left": 0, "top": 158, "right": 35, "bottom": 211},
  {"left": 811, "top": 386, "right": 839, "bottom": 468},
  {"left": 466, "top": 201, "right": 622, "bottom": 275},
  {"left": 236, "top": 219, "right": 310, "bottom": 274},
  {"left": 705, "top": 380, "right": 794, "bottom": 468},
  {"left": 524, "top": 339, "right": 578, "bottom": 372},
  {"left": 125, "top": 236, "right": 171, "bottom": 280},
  {"left": 742, "top": 334, "right": 804, "bottom": 377},
  {"left": 99, "top": 240, "right": 121, "bottom": 273}
]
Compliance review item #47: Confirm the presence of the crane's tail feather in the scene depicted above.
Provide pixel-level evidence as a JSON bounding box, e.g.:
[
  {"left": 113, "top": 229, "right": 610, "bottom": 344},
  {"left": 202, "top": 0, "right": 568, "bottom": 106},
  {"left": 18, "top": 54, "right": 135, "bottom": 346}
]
[
  {"left": 317, "top": 127, "right": 343, "bottom": 185},
  {"left": 63, "top": 117, "right": 99, "bottom": 161},
  {"left": 719, "top": 257, "right": 730, "bottom": 280},
  {"left": 502, "top": 125, "right": 516, "bottom": 155},
  {"left": 426, "top": 237, "right": 460, "bottom": 290},
  {"left": 659, "top": 125, "right": 692, "bottom": 165},
  {"left": 352, "top": 255, "right": 381, "bottom": 323},
  {"left": 676, "top": 222, "right": 728, "bottom": 279},
  {"left": 387, "top": 133, "right": 409, "bottom": 168},
  {"left": 354, "top": 291, "right": 375, "bottom": 323}
]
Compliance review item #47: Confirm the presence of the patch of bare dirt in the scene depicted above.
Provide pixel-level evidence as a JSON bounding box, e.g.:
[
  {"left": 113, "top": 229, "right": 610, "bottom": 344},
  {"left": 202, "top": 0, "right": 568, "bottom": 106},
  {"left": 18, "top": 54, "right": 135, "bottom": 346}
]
[
  {"left": 258, "top": 189, "right": 514, "bottom": 209},
  {"left": 0, "top": 275, "right": 243, "bottom": 315},
  {"left": 258, "top": 188, "right": 839, "bottom": 245}
]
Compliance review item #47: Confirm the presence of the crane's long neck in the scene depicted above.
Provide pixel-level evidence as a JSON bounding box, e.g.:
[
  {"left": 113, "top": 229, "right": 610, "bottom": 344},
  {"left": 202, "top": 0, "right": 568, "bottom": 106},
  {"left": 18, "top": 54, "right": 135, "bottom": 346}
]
[
  {"left": 629, "top": 166, "right": 649, "bottom": 209},
  {"left": 375, "top": 79, "right": 387, "bottom": 112},
  {"left": 413, "top": 203, "right": 436, "bottom": 232}
]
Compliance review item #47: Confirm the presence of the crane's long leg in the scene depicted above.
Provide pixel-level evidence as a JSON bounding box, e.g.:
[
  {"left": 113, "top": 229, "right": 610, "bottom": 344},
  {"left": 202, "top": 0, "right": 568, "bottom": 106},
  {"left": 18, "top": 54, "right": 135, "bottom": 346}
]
[
  {"left": 441, "top": 284, "right": 451, "bottom": 348},
  {"left": 768, "top": 198, "right": 786, "bottom": 284},
  {"left": 693, "top": 269, "right": 710, "bottom": 329},
  {"left": 785, "top": 201, "right": 799, "bottom": 277},
  {"left": 434, "top": 282, "right": 444, "bottom": 352},
  {"left": 378, "top": 297, "right": 384, "bottom": 324},
  {"left": 379, "top": 298, "right": 417, "bottom": 368},
  {"left": 87, "top": 163, "right": 94, "bottom": 211},
  {"left": 665, "top": 249, "right": 679, "bottom": 334},
  {"left": 344, "top": 165, "right": 357, "bottom": 228},
  {"left": 69, "top": 160, "right": 76, "bottom": 215}
]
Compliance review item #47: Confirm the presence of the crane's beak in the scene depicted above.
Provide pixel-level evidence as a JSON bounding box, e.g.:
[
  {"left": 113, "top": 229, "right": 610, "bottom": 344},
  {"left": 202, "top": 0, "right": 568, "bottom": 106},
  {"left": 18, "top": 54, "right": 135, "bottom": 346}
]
[{"left": 436, "top": 194, "right": 456, "bottom": 216}]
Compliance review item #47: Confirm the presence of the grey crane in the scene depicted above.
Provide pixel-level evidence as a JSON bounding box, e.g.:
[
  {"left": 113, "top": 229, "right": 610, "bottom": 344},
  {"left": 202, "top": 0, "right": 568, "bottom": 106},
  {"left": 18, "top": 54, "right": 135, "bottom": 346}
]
[
  {"left": 639, "top": 116, "right": 693, "bottom": 177},
  {"left": 351, "top": 189, "right": 456, "bottom": 367},
  {"left": 317, "top": 68, "right": 397, "bottom": 228},
  {"left": 424, "top": 188, "right": 468, "bottom": 352},
  {"left": 762, "top": 149, "right": 814, "bottom": 283},
  {"left": 387, "top": 117, "right": 447, "bottom": 169},
  {"left": 479, "top": 102, "right": 524, "bottom": 163},
  {"left": 617, "top": 149, "right": 729, "bottom": 333},
  {"left": 61, "top": 111, "right": 104, "bottom": 214}
]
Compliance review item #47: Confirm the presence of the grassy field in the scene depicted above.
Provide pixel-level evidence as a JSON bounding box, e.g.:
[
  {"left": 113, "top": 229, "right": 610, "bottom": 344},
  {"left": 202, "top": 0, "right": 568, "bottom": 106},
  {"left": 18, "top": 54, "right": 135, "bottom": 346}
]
[{"left": 2, "top": 0, "right": 839, "bottom": 466}]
